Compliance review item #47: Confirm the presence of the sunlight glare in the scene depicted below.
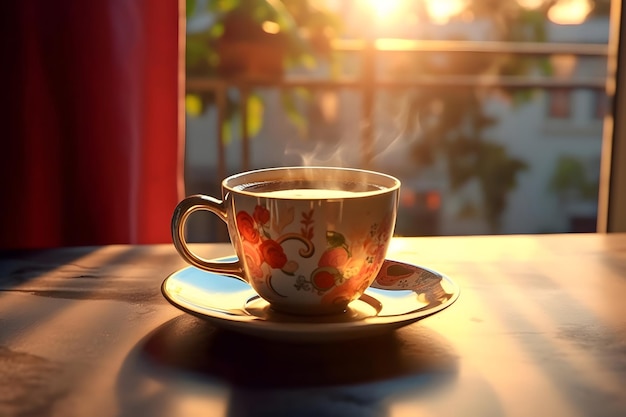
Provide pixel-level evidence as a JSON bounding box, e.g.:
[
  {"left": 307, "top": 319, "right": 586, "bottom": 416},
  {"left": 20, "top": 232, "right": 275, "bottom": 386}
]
[
  {"left": 547, "top": 0, "right": 592, "bottom": 25},
  {"left": 363, "top": 0, "right": 404, "bottom": 19},
  {"left": 516, "top": 0, "right": 545, "bottom": 9},
  {"left": 425, "top": 0, "right": 468, "bottom": 25}
]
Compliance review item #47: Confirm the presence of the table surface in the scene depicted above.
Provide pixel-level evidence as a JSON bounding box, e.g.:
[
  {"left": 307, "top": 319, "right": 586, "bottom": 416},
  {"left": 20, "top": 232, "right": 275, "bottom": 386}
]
[{"left": 1, "top": 234, "right": 625, "bottom": 417}]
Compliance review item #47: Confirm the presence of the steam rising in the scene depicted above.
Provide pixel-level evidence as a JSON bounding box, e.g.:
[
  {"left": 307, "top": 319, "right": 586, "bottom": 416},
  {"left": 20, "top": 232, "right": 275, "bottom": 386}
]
[{"left": 283, "top": 94, "right": 418, "bottom": 177}]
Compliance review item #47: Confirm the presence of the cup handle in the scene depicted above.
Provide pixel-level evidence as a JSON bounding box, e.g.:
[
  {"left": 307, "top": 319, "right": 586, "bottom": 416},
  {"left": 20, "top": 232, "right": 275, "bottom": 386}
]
[{"left": 171, "top": 194, "right": 246, "bottom": 281}]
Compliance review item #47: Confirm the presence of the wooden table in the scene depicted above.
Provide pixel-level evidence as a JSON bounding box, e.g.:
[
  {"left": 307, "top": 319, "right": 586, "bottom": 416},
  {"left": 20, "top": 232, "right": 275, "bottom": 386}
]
[{"left": 1, "top": 234, "right": 625, "bottom": 417}]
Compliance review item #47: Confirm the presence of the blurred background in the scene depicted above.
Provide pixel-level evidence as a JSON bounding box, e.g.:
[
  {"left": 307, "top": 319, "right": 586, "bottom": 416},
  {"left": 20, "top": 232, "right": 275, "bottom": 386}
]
[
  {"left": 2, "top": 0, "right": 623, "bottom": 249},
  {"left": 183, "top": 0, "right": 614, "bottom": 242}
]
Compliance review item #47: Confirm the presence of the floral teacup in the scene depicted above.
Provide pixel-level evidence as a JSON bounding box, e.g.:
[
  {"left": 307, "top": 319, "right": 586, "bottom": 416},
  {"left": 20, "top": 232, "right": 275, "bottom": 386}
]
[{"left": 172, "top": 166, "right": 400, "bottom": 315}]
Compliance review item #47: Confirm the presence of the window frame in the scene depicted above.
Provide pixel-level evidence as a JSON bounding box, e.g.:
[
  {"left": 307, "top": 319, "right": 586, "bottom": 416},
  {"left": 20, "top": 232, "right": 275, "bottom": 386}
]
[{"left": 598, "top": 0, "right": 626, "bottom": 232}]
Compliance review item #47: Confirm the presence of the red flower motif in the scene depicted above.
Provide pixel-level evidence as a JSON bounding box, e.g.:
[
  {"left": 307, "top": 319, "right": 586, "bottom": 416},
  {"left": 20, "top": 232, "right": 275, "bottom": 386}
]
[
  {"left": 312, "top": 269, "right": 336, "bottom": 291},
  {"left": 259, "top": 239, "right": 288, "bottom": 269},
  {"left": 253, "top": 205, "right": 270, "bottom": 225},
  {"left": 242, "top": 240, "right": 264, "bottom": 281},
  {"left": 236, "top": 211, "right": 259, "bottom": 242},
  {"left": 318, "top": 247, "right": 349, "bottom": 269},
  {"left": 375, "top": 261, "right": 415, "bottom": 286}
]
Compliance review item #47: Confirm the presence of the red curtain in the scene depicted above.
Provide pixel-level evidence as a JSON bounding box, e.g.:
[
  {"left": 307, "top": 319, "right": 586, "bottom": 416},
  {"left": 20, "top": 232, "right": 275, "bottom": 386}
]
[{"left": 0, "top": 1, "right": 184, "bottom": 249}]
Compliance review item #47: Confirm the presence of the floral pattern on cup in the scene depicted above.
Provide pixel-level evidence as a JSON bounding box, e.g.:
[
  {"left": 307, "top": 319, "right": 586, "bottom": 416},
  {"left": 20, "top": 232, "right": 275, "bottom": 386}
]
[
  {"left": 312, "top": 224, "right": 390, "bottom": 308},
  {"left": 236, "top": 204, "right": 391, "bottom": 307},
  {"left": 237, "top": 205, "right": 314, "bottom": 295}
]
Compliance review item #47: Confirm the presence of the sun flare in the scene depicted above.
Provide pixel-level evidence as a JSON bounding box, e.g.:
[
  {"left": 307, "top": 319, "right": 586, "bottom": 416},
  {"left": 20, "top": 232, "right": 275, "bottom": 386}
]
[
  {"left": 360, "top": 0, "right": 468, "bottom": 25},
  {"left": 363, "top": 0, "right": 404, "bottom": 19},
  {"left": 425, "top": 0, "right": 468, "bottom": 25},
  {"left": 548, "top": 0, "right": 592, "bottom": 25},
  {"left": 516, "top": 0, "right": 545, "bottom": 9}
]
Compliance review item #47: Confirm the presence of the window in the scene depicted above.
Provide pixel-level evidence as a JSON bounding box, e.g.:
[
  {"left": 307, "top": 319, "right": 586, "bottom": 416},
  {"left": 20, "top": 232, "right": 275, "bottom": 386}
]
[
  {"left": 185, "top": 0, "right": 620, "bottom": 239},
  {"left": 548, "top": 88, "right": 573, "bottom": 119},
  {"left": 593, "top": 89, "right": 609, "bottom": 119}
]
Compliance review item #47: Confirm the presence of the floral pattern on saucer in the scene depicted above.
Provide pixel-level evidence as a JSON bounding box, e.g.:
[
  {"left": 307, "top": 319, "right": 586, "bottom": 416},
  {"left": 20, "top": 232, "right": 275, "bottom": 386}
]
[{"left": 373, "top": 260, "right": 455, "bottom": 307}]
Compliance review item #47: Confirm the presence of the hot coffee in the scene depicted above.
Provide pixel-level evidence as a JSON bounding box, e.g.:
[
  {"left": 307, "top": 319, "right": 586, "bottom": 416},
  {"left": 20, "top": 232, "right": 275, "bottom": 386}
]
[
  {"left": 172, "top": 166, "right": 401, "bottom": 315},
  {"left": 234, "top": 180, "right": 388, "bottom": 198}
]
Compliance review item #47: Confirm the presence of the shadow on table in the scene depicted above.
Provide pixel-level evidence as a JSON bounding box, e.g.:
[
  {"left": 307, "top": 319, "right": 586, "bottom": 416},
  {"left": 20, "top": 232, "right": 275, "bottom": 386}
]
[
  {"left": 116, "top": 314, "right": 473, "bottom": 417},
  {"left": 0, "top": 247, "right": 99, "bottom": 288}
]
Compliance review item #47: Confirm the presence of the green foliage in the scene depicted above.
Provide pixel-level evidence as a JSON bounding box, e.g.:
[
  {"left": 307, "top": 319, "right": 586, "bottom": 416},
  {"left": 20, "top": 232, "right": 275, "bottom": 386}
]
[
  {"left": 186, "top": 0, "right": 197, "bottom": 17},
  {"left": 394, "top": 0, "right": 572, "bottom": 230},
  {"left": 406, "top": 86, "right": 527, "bottom": 230},
  {"left": 246, "top": 93, "right": 264, "bottom": 139},
  {"left": 474, "top": 142, "right": 528, "bottom": 229},
  {"left": 549, "top": 156, "right": 599, "bottom": 201},
  {"left": 186, "top": 0, "right": 340, "bottom": 77},
  {"left": 185, "top": 0, "right": 341, "bottom": 141},
  {"left": 280, "top": 88, "right": 309, "bottom": 136}
]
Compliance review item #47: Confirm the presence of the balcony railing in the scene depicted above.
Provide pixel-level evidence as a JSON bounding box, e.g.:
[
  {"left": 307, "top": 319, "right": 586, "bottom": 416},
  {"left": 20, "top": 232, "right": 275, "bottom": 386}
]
[{"left": 186, "top": 39, "right": 609, "bottom": 182}]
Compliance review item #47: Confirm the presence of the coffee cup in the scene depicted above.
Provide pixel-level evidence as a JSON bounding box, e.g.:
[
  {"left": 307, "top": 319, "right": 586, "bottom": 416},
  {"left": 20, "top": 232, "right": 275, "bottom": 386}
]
[{"left": 171, "top": 166, "right": 400, "bottom": 315}]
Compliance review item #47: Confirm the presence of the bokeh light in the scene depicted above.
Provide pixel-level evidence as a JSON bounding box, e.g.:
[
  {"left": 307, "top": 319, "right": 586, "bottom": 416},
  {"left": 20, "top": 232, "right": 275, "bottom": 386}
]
[
  {"left": 517, "top": 0, "right": 545, "bottom": 9},
  {"left": 548, "top": 0, "right": 592, "bottom": 25},
  {"left": 425, "top": 0, "right": 468, "bottom": 25},
  {"left": 363, "top": 0, "right": 404, "bottom": 19}
]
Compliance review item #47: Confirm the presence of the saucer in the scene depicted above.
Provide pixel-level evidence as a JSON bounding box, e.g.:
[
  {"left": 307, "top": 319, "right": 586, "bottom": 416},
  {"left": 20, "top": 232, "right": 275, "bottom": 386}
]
[{"left": 161, "top": 258, "right": 459, "bottom": 342}]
